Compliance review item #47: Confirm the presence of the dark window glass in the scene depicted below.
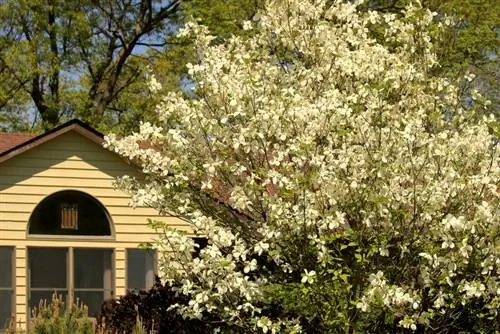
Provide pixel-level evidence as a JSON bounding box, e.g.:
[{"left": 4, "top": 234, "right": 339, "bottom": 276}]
[
  {"left": 0, "top": 247, "right": 12, "bottom": 287},
  {"left": 29, "top": 248, "right": 67, "bottom": 289},
  {"left": 74, "top": 249, "right": 113, "bottom": 316},
  {"left": 28, "top": 248, "right": 67, "bottom": 312},
  {"left": 29, "top": 190, "right": 111, "bottom": 236},
  {"left": 27, "top": 247, "right": 114, "bottom": 318},
  {"left": 73, "top": 291, "right": 104, "bottom": 317},
  {"left": 192, "top": 237, "right": 208, "bottom": 259},
  {"left": 0, "top": 291, "right": 12, "bottom": 329},
  {"left": 126, "top": 249, "right": 155, "bottom": 291},
  {"left": 0, "top": 247, "right": 13, "bottom": 329}
]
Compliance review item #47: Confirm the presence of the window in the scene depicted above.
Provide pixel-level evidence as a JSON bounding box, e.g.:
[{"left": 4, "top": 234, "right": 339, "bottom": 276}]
[
  {"left": 126, "top": 249, "right": 156, "bottom": 291},
  {"left": 29, "top": 190, "right": 112, "bottom": 236},
  {"left": 192, "top": 237, "right": 208, "bottom": 259},
  {"left": 28, "top": 247, "right": 113, "bottom": 317},
  {"left": 74, "top": 249, "right": 113, "bottom": 314},
  {"left": 28, "top": 248, "right": 67, "bottom": 313},
  {"left": 0, "top": 247, "right": 14, "bottom": 329}
]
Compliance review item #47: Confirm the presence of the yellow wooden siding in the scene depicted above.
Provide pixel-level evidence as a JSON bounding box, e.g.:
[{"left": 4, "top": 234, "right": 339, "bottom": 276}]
[
  {"left": 14, "top": 247, "right": 27, "bottom": 326},
  {"left": 2, "top": 157, "right": 133, "bottom": 171},
  {"left": 0, "top": 130, "right": 192, "bottom": 328},
  {"left": 0, "top": 185, "right": 130, "bottom": 197},
  {"left": 2, "top": 177, "right": 122, "bottom": 188},
  {"left": 2, "top": 166, "right": 118, "bottom": 179},
  {"left": 1, "top": 202, "right": 161, "bottom": 216},
  {"left": 115, "top": 248, "right": 126, "bottom": 296},
  {"left": 1, "top": 193, "right": 132, "bottom": 205}
]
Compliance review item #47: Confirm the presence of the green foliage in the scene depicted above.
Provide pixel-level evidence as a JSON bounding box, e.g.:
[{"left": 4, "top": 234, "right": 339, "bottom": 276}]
[
  {"left": 0, "top": 0, "right": 261, "bottom": 132},
  {"left": 1, "top": 0, "right": 495, "bottom": 132},
  {"left": 2, "top": 294, "right": 156, "bottom": 334},
  {"left": 147, "top": 0, "right": 262, "bottom": 96},
  {"left": 365, "top": 0, "right": 499, "bottom": 113},
  {"left": 30, "top": 293, "right": 94, "bottom": 334},
  {"left": 131, "top": 315, "right": 156, "bottom": 334},
  {"left": 0, "top": 0, "right": 178, "bottom": 131},
  {"left": 430, "top": 0, "right": 499, "bottom": 114}
]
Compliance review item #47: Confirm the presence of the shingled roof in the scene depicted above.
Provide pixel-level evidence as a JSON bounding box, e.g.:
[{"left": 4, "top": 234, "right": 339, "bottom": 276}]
[
  {"left": 0, "top": 120, "right": 104, "bottom": 164},
  {"left": 0, "top": 132, "right": 37, "bottom": 154}
]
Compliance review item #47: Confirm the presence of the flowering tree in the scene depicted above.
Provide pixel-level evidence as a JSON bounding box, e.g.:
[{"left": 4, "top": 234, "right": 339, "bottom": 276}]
[{"left": 106, "top": 0, "right": 499, "bottom": 332}]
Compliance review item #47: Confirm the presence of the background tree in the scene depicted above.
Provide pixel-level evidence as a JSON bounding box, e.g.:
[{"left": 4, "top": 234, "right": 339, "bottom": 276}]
[
  {"left": 148, "top": 0, "right": 262, "bottom": 94},
  {"left": 366, "top": 0, "right": 499, "bottom": 112},
  {"left": 0, "top": 0, "right": 263, "bottom": 132},
  {"left": 107, "top": 0, "right": 499, "bottom": 332},
  {"left": 0, "top": 0, "right": 179, "bottom": 131},
  {"left": 1, "top": 0, "right": 495, "bottom": 132}
]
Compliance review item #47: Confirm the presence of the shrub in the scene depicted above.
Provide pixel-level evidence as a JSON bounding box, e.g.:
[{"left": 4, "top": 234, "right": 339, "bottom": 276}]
[
  {"left": 97, "top": 277, "right": 226, "bottom": 334},
  {"left": 30, "top": 293, "right": 94, "bottom": 334},
  {"left": 2, "top": 319, "right": 24, "bottom": 334}
]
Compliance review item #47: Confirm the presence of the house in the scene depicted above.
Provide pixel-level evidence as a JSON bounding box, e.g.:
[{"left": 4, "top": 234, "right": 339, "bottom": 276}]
[{"left": 0, "top": 120, "right": 191, "bottom": 330}]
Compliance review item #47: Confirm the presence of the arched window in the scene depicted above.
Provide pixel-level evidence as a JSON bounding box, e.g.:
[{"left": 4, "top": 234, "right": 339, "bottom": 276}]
[{"left": 28, "top": 190, "right": 112, "bottom": 236}]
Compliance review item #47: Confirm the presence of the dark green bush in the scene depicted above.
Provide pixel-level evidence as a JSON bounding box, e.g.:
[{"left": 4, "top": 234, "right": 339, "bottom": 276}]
[{"left": 97, "top": 277, "right": 225, "bottom": 334}]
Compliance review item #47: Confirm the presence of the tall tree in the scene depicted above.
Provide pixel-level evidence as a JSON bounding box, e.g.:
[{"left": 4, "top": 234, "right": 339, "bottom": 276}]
[
  {"left": 148, "top": 0, "right": 262, "bottom": 94},
  {"left": 107, "top": 0, "right": 499, "bottom": 332},
  {"left": 2, "top": 0, "right": 494, "bottom": 132},
  {"left": 154, "top": 0, "right": 499, "bottom": 112},
  {"left": 0, "top": 0, "right": 179, "bottom": 131}
]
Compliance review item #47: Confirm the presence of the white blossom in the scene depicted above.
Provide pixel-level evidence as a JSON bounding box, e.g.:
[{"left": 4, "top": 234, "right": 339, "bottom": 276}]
[{"left": 106, "top": 0, "right": 499, "bottom": 331}]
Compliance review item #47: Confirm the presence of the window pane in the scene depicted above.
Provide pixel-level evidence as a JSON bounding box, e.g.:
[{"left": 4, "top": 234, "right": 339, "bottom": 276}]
[
  {"left": 29, "top": 291, "right": 68, "bottom": 314},
  {"left": 29, "top": 248, "right": 67, "bottom": 289},
  {"left": 0, "top": 247, "right": 12, "bottom": 288},
  {"left": 127, "top": 249, "right": 155, "bottom": 291},
  {"left": 74, "top": 249, "right": 112, "bottom": 289},
  {"left": 0, "top": 247, "right": 13, "bottom": 330},
  {"left": 74, "top": 291, "right": 107, "bottom": 317},
  {"left": 74, "top": 249, "right": 113, "bottom": 316},
  {"left": 0, "top": 290, "right": 13, "bottom": 329}
]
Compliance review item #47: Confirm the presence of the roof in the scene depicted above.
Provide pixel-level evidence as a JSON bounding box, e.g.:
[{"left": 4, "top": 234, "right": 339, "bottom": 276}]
[
  {"left": 0, "top": 132, "right": 37, "bottom": 153},
  {"left": 0, "top": 119, "right": 104, "bottom": 164}
]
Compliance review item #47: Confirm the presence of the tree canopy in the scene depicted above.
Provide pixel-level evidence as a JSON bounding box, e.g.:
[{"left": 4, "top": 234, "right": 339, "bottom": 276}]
[
  {"left": 107, "top": 0, "right": 499, "bottom": 332},
  {"left": 0, "top": 0, "right": 179, "bottom": 131},
  {"left": 367, "top": 0, "right": 499, "bottom": 112},
  {"left": 0, "top": 0, "right": 496, "bottom": 132}
]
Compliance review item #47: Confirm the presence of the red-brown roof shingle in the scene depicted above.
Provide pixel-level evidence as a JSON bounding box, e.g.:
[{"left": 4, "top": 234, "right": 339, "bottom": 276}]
[{"left": 0, "top": 132, "right": 37, "bottom": 154}]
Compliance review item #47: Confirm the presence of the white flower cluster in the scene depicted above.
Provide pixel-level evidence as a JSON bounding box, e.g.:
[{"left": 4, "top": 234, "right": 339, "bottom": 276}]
[{"left": 106, "top": 0, "right": 499, "bottom": 332}]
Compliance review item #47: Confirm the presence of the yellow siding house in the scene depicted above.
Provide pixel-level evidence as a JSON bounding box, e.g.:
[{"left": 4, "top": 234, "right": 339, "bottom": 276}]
[{"left": 0, "top": 120, "right": 190, "bottom": 329}]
